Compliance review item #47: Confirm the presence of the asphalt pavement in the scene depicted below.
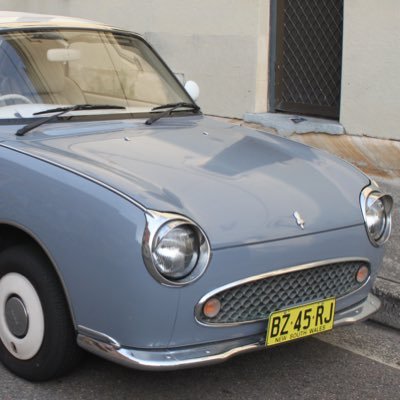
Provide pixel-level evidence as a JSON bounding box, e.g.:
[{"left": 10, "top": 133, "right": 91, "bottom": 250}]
[{"left": 0, "top": 321, "right": 398, "bottom": 400}]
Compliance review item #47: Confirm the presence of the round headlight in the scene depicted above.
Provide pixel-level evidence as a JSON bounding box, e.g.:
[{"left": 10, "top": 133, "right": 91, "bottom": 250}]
[
  {"left": 361, "top": 186, "right": 393, "bottom": 246},
  {"left": 365, "top": 197, "right": 386, "bottom": 241},
  {"left": 153, "top": 224, "right": 199, "bottom": 279},
  {"left": 142, "top": 211, "right": 211, "bottom": 286}
]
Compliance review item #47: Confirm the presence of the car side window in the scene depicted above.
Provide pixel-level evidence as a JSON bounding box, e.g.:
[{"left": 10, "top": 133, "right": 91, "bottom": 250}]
[{"left": 0, "top": 38, "right": 41, "bottom": 104}]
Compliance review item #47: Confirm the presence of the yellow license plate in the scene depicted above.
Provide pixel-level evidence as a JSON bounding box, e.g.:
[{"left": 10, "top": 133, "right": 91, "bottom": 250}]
[{"left": 266, "top": 298, "right": 336, "bottom": 346}]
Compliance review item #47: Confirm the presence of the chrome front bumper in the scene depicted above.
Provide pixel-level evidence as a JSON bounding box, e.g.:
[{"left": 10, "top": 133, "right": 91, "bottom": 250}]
[{"left": 77, "top": 293, "right": 381, "bottom": 371}]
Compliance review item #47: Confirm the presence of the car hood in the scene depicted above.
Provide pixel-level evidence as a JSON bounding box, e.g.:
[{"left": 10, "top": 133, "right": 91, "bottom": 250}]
[{"left": 7, "top": 116, "right": 369, "bottom": 249}]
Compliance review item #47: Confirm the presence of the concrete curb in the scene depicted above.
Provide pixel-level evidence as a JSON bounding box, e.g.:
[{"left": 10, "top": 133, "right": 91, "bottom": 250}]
[
  {"left": 372, "top": 278, "right": 400, "bottom": 330},
  {"left": 244, "top": 112, "right": 344, "bottom": 137}
]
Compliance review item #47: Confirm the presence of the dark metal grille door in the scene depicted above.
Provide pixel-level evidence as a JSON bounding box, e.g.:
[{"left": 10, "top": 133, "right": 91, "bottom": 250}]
[{"left": 275, "top": 0, "right": 343, "bottom": 118}]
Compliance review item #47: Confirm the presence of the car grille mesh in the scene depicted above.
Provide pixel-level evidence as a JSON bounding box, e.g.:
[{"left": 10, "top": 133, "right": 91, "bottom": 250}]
[{"left": 199, "top": 261, "right": 367, "bottom": 324}]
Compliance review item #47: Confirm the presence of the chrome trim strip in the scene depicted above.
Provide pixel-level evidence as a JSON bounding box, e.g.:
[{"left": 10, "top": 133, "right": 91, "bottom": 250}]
[
  {"left": 194, "top": 257, "right": 370, "bottom": 327},
  {"left": 333, "top": 293, "right": 381, "bottom": 327},
  {"left": 77, "top": 326, "right": 121, "bottom": 349},
  {"left": 77, "top": 333, "right": 264, "bottom": 371},
  {"left": 0, "top": 144, "right": 147, "bottom": 211},
  {"left": 76, "top": 294, "right": 380, "bottom": 371}
]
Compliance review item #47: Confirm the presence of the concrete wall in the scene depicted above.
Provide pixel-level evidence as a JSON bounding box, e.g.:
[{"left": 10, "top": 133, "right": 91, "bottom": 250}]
[
  {"left": 340, "top": 0, "right": 400, "bottom": 139},
  {"left": 0, "top": 0, "right": 270, "bottom": 118},
  {"left": 2, "top": 1, "right": 400, "bottom": 140}
]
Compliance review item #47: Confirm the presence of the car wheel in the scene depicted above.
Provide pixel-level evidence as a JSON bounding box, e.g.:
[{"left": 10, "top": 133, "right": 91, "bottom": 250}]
[{"left": 0, "top": 244, "right": 82, "bottom": 381}]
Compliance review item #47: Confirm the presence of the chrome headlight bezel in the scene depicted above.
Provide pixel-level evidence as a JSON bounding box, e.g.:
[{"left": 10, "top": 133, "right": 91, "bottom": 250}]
[
  {"left": 360, "top": 184, "right": 393, "bottom": 246},
  {"left": 142, "top": 210, "right": 211, "bottom": 286}
]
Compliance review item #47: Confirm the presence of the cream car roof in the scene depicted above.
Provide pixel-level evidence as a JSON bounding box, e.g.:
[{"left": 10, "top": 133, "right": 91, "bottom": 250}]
[{"left": 0, "top": 11, "right": 135, "bottom": 33}]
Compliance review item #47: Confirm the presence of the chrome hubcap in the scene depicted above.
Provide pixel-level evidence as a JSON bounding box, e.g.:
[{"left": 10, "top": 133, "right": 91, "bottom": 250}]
[{"left": 5, "top": 296, "right": 29, "bottom": 338}]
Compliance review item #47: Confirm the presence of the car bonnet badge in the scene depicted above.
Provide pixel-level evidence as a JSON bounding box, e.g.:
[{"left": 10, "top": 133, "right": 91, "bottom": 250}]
[{"left": 293, "top": 211, "right": 305, "bottom": 230}]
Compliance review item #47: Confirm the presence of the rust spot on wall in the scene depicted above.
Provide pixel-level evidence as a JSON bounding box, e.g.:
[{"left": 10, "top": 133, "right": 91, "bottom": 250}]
[
  {"left": 290, "top": 133, "right": 400, "bottom": 179},
  {"left": 216, "top": 118, "right": 399, "bottom": 180}
]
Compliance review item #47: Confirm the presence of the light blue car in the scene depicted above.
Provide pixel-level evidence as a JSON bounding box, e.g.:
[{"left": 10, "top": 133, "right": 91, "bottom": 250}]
[{"left": 0, "top": 11, "right": 393, "bottom": 381}]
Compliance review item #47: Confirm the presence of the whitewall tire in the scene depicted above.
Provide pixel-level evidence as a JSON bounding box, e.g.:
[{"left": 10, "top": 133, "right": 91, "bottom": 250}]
[
  {"left": 0, "top": 272, "right": 45, "bottom": 360},
  {"left": 0, "top": 244, "right": 82, "bottom": 381}
]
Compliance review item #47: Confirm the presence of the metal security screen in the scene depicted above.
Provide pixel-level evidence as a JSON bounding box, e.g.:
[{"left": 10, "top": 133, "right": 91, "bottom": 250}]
[{"left": 275, "top": 0, "right": 343, "bottom": 118}]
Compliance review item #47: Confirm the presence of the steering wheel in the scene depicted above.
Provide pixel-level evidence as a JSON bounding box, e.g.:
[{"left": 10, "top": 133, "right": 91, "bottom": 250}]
[{"left": 0, "top": 94, "right": 33, "bottom": 105}]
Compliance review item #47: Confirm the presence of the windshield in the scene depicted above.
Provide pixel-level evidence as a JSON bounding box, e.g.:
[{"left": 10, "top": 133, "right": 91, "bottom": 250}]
[{"left": 0, "top": 29, "right": 194, "bottom": 120}]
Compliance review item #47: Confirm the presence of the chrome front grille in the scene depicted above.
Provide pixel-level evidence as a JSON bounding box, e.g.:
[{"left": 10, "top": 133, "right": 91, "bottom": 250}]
[{"left": 197, "top": 260, "right": 368, "bottom": 325}]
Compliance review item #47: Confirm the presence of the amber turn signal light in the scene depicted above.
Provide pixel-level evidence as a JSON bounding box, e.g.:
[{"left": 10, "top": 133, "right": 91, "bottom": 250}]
[
  {"left": 203, "top": 298, "right": 221, "bottom": 318},
  {"left": 356, "top": 265, "right": 370, "bottom": 284}
]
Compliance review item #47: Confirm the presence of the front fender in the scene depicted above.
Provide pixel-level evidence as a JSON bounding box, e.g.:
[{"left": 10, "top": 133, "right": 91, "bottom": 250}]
[{"left": 0, "top": 146, "right": 179, "bottom": 348}]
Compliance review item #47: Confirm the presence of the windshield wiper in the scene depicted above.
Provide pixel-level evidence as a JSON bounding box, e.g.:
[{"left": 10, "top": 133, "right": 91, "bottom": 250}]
[
  {"left": 16, "top": 104, "right": 126, "bottom": 137},
  {"left": 145, "top": 102, "right": 200, "bottom": 125}
]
